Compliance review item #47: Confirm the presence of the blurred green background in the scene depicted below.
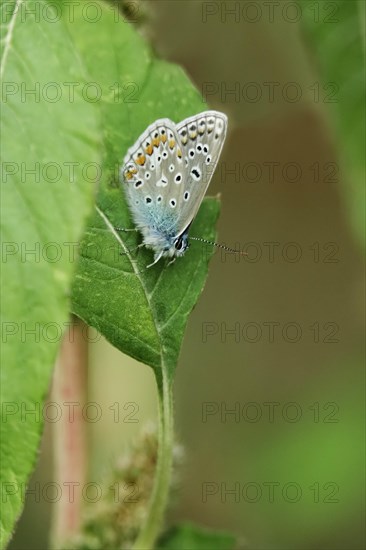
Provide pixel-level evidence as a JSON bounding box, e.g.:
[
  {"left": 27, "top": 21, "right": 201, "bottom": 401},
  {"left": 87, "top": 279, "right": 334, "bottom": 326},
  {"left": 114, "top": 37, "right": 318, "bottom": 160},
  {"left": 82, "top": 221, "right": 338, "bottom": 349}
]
[{"left": 10, "top": 1, "right": 364, "bottom": 549}]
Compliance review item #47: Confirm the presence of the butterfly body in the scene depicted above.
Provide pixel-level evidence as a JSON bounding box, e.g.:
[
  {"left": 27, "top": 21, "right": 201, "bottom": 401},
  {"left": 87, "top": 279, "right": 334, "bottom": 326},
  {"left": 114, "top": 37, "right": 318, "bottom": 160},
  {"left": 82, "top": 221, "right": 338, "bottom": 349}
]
[
  {"left": 137, "top": 219, "right": 189, "bottom": 259},
  {"left": 120, "top": 111, "right": 227, "bottom": 266}
]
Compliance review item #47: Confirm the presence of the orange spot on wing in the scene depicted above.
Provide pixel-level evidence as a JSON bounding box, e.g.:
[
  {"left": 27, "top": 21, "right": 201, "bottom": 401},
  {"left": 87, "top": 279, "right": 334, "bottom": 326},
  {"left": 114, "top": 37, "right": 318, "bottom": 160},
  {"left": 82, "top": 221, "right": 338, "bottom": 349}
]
[
  {"left": 152, "top": 137, "right": 160, "bottom": 147},
  {"left": 136, "top": 155, "right": 146, "bottom": 165},
  {"left": 169, "top": 139, "right": 175, "bottom": 149},
  {"left": 146, "top": 145, "right": 153, "bottom": 155},
  {"left": 125, "top": 166, "right": 137, "bottom": 180},
  {"left": 161, "top": 135, "right": 167, "bottom": 143},
  {"left": 177, "top": 148, "right": 182, "bottom": 158}
]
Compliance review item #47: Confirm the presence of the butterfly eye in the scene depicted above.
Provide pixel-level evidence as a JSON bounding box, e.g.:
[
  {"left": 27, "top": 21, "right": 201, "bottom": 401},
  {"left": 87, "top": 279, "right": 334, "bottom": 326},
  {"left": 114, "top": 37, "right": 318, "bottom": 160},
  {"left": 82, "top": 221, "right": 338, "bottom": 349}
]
[{"left": 175, "top": 235, "right": 188, "bottom": 252}]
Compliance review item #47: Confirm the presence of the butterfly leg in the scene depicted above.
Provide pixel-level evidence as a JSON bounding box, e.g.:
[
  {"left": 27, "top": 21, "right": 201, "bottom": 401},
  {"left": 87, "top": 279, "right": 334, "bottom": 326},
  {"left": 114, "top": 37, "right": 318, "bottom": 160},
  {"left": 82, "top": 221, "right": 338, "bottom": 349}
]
[
  {"left": 167, "top": 258, "right": 176, "bottom": 267},
  {"left": 114, "top": 227, "right": 141, "bottom": 256},
  {"left": 146, "top": 250, "right": 164, "bottom": 269}
]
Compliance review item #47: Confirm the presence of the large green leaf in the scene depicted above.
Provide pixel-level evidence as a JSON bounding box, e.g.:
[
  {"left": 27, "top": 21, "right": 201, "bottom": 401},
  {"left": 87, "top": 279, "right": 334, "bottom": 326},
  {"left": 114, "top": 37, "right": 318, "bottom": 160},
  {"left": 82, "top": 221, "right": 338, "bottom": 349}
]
[
  {"left": 300, "top": 0, "right": 365, "bottom": 247},
  {"left": 65, "top": 4, "right": 221, "bottom": 547},
  {"left": 0, "top": 1, "right": 100, "bottom": 547},
  {"left": 72, "top": 190, "right": 219, "bottom": 380},
  {"left": 65, "top": 1, "right": 220, "bottom": 380}
]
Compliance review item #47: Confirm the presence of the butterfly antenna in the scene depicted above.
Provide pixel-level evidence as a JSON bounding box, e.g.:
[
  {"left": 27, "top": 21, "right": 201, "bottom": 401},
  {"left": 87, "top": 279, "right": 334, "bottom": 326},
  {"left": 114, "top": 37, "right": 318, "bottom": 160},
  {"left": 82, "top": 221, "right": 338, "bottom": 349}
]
[
  {"left": 190, "top": 236, "right": 247, "bottom": 255},
  {"left": 114, "top": 227, "right": 138, "bottom": 233}
]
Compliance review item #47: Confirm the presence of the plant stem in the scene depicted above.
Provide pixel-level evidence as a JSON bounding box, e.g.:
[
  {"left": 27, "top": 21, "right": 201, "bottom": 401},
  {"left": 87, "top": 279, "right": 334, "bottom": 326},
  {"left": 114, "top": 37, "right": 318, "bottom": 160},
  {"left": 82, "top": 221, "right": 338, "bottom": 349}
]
[
  {"left": 50, "top": 316, "right": 88, "bottom": 549},
  {"left": 132, "top": 366, "right": 174, "bottom": 550}
]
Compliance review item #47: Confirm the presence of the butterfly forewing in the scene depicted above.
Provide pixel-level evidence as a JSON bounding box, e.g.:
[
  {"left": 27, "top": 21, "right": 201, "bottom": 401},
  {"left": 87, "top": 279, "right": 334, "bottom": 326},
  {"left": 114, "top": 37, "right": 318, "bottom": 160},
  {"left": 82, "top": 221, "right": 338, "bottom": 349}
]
[{"left": 173, "top": 111, "right": 227, "bottom": 235}]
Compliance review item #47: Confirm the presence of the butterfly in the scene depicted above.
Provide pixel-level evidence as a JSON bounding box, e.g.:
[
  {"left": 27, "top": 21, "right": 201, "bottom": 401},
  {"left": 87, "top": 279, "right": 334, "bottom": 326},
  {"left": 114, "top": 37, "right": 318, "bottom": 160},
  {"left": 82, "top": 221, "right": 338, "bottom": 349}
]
[{"left": 120, "top": 110, "right": 227, "bottom": 268}]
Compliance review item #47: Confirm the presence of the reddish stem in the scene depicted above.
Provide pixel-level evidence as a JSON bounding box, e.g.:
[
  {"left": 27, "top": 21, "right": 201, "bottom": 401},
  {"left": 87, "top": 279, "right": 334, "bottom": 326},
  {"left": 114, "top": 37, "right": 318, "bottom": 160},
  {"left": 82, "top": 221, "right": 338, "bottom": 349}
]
[{"left": 51, "top": 316, "right": 88, "bottom": 548}]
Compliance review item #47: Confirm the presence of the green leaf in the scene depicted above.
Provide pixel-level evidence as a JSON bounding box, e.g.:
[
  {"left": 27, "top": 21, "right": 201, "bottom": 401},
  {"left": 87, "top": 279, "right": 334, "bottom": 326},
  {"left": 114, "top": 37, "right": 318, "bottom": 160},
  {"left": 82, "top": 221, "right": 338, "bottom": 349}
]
[
  {"left": 72, "top": 190, "right": 219, "bottom": 380},
  {"left": 66, "top": 1, "right": 220, "bottom": 380},
  {"left": 157, "top": 523, "right": 241, "bottom": 550},
  {"left": 0, "top": 1, "right": 100, "bottom": 547},
  {"left": 62, "top": 3, "right": 221, "bottom": 548},
  {"left": 300, "top": 0, "right": 365, "bottom": 247}
]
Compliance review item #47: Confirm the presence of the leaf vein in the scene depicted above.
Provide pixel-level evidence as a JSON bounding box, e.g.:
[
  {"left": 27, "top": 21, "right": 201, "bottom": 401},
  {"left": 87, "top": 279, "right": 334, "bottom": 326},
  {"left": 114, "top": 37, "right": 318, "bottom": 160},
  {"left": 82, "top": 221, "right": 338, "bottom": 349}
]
[{"left": 0, "top": 0, "right": 22, "bottom": 80}]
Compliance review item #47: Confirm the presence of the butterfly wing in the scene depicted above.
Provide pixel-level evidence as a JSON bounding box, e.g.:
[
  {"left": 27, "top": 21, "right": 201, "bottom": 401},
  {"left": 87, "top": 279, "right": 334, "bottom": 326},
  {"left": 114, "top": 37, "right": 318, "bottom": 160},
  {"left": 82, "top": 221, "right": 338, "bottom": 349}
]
[
  {"left": 172, "top": 110, "right": 228, "bottom": 236},
  {"left": 121, "top": 118, "right": 185, "bottom": 244},
  {"left": 120, "top": 111, "right": 227, "bottom": 254}
]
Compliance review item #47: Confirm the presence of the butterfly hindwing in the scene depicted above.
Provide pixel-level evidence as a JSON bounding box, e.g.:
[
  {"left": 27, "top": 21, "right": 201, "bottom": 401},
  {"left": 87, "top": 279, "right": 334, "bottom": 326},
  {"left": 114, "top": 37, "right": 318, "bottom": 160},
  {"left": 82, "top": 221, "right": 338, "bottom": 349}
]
[{"left": 121, "top": 118, "right": 184, "bottom": 236}]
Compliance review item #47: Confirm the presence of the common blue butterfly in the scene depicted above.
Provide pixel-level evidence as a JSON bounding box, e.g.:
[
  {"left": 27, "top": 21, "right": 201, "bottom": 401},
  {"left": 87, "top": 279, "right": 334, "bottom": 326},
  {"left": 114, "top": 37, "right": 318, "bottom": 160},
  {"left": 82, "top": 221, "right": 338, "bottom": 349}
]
[{"left": 120, "top": 111, "right": 227, "bottom": 268}]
